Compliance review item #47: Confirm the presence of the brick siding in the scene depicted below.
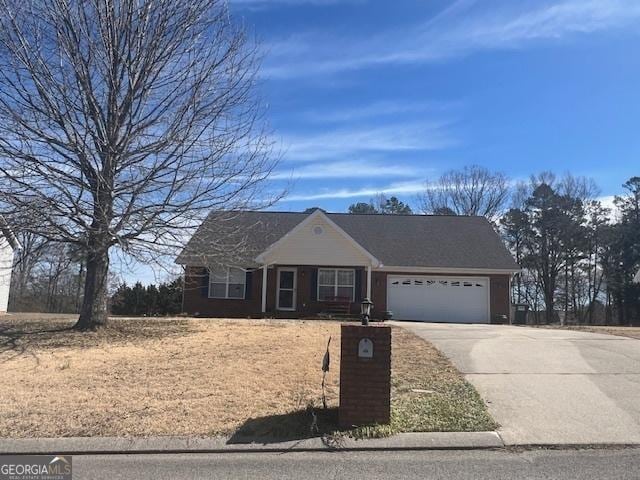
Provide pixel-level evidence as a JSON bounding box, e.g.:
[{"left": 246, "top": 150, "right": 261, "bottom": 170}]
[
  {"left": 339, "top": 324, "right": 391, "bottom": 428},
  {"left": 183, "top": 265, "right": 511, "bottom": 322}
]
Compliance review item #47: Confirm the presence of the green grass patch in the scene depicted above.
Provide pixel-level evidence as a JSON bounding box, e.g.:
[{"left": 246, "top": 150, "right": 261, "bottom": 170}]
[{"left": 349, "top": 327, "right": 497, "bottom": 439}]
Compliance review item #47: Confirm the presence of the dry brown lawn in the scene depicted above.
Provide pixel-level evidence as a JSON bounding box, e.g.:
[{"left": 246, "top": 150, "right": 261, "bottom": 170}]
[
  {"left": 1, "top": 316, "right": 341, "bottom": 438},
  {"left": 538, "top": 325, "right": 640, "bottom": 340},
  {"left": 0, "top": 315, "right": 494, "bottom": 438}
]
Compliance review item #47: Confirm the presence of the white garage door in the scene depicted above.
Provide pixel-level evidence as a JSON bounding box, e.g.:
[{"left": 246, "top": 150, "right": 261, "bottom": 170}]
[{"left": 387, "top": 276, "right": 489, "bottom": 323}]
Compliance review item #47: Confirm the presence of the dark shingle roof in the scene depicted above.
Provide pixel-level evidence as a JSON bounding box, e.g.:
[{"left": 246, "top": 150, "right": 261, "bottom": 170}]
[{"left": 176, "top": 211, "right": 519, "bottom": 270}]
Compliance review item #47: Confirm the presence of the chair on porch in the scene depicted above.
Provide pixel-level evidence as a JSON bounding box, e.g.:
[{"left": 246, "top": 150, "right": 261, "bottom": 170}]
[{"left": 322, "top": 295, "right": 352, "bottom": 316}]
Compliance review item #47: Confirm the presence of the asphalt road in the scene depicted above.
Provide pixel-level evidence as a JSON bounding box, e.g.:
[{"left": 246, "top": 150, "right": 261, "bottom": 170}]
[
  {"left": 72, "top": 448, "right": 640, "bottom": 479},
  {"left": 394, "top": 322, "right": 640, "bottom": 445}
]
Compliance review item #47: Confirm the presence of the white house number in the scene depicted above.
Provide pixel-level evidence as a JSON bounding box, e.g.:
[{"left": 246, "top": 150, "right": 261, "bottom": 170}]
[{"left": 358, "top": 338, "right": 374, "bottom": 358}]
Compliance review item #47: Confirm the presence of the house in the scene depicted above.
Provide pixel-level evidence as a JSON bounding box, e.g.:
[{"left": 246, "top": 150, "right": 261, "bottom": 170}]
[
  {"left": 0, "top": 216, "right": 19, "bottom": 314},
  {"left": 176, "top": 209, "right": 520, "bottom": 323},
  {"left": 634, "top": 269, "right": 640, "bottom": 284}
]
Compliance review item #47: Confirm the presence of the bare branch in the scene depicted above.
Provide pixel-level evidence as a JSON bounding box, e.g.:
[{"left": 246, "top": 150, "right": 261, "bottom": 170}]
[
  {"left": 419, "top": 165, "right": 510, "bottom": 223},
  {"left": 0, "top": 0, "right": 278, "bottom": 329}
]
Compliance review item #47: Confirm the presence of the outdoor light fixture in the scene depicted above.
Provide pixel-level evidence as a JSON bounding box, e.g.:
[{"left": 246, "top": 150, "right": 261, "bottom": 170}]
[{"left": 360, "top": 298, "right": 373, "bottom": 326}]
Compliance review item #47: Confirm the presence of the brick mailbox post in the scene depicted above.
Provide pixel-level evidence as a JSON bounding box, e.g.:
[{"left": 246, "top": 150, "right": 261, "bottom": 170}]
[{"left": 339, "top": 324, "right": 392, "bottom": 428}]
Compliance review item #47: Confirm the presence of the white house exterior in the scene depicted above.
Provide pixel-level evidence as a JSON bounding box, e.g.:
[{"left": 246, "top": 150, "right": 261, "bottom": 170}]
[
  {"left": 0, "top": 217, "right": 19, "bottom": 314},
  {"left": 634, "top": 269, "right": 640, "bottom": 284}
]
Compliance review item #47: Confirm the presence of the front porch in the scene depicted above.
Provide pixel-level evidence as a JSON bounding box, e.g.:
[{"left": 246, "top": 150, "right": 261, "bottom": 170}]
[
  {"left": 251, "top": 209, "right": 379, "bottom": 318},
  {"left": 259, "top": 264, "right": 373, "bottom": 318},
  {"left": 181, "top": 262, "right": 376, "bottom": 319}
]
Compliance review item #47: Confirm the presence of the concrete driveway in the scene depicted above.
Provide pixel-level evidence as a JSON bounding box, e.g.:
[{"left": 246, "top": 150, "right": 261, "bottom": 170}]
[{"left": 392, "top": 322, "right": 640, "bottom": 445}]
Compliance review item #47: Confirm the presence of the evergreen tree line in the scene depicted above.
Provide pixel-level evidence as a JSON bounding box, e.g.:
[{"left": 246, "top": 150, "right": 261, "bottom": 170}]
[
  {"left": 347, "top": 194, "right": 413, "bottom": 214},
  {"left": 501, "top": 175, "right": 640, "bottom": 325},
  {"left": 110, "top": 279, "right": 183, "bottom": 316}
]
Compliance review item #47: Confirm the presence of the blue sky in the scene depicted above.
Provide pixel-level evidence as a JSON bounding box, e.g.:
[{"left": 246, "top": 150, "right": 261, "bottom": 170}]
[
  {"left": 121, "top": 0, "right": 640, "bottom": 283},
  {"left": 230, "top": 0, "right": 640, "bottom": 212}
]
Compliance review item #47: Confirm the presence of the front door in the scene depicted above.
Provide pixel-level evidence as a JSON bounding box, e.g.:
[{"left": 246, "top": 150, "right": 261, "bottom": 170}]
[{"left": 277, "top": 268, "right": 297, "bottom": 311}]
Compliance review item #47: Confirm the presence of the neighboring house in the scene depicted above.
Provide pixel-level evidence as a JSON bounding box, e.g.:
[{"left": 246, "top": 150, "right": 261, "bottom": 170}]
[
  {"left": 0, "top": 216, "right": 20, "bottom": 314},
  {"left": 176, "top": 209, "right": 520, "bottom": 323}
]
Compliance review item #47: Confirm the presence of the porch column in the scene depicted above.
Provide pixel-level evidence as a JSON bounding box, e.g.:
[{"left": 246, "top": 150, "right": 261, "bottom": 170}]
[
  {"left": 261, "top": 265, "right": 268, "bottom": 314},
  {"left": 366, "top": 264, "right": 372, "bottom": 299}
]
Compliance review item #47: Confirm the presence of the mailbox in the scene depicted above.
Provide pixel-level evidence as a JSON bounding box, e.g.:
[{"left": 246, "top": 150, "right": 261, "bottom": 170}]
[
  {"left": 358, "top": 338, "right": 373, "bottom": 358},
  {"left": 339, "top": 324, "right": 391, "bottom": 428}
]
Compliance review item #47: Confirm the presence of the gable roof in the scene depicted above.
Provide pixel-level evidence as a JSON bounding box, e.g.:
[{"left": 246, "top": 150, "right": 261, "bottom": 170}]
[
  {"left": 176, "top": 210, "right": 519, "bottom": 271},
  {"left": 255, "top": 209, "right": 381, "bottom": 266},
  {"left": 0, "top": 215, "right": 20, "bottom": 250},
  {"left": 634, "top": 269, "right": 640, "bottom": 284}
]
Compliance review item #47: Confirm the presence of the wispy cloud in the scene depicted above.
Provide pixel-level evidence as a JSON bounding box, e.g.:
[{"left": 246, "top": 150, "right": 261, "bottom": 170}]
[
  {"left": 286, "top": 180, "right": 426, "bottom": 201},
  {"left": 263, "top": 0, "right": 640, "bottom": 78},
  {"left": 285, "top": 178, "right": 624, "bottom": 203},
  {"left": 302, "top": 100, "right": 458, "bottom": 124},
  {"left": 282, "top": 121, "right": 456, "bottom": 162},
  {"left": 271, "top": 159, "right": 433, "bottom": 180}
]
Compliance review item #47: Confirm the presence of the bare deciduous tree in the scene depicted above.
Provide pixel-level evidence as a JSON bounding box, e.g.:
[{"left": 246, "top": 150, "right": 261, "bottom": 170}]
[
  {"left": 0, "top": 0, "right": 276, "bottom": 329},
  {"left": 419, "top": 165, "right": 510, "bottom": 222},
  {"left": 511, "top": 171, "right": 600, "bottom": 209},
  {"left": 8, "top": 239, "right": 89, "bottom": 314},
  {"left": 7, "top": 231, "right": 48, "bottom": 306}
]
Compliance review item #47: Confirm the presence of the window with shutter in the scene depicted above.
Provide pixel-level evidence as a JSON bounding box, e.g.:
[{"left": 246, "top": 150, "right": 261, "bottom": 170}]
[
  {"left": 317, "top": 268, "right": 355, "bottom": 301},
  {"left": 208, "top": 267, "right": 246, "bottom": 299}
]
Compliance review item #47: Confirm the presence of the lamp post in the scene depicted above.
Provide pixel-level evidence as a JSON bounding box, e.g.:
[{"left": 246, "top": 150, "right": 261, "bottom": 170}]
[{"left": 360, "top": 298, "right": 373, "bottom": 326}]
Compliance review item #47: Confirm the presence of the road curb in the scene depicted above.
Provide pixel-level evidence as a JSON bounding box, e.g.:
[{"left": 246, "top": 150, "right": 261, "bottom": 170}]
[{"left": 0, "top": 432, "right": 504, "bottom": 455}]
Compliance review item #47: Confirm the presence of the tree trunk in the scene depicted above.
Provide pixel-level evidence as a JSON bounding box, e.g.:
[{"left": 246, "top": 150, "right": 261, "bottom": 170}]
[
  {"left": 562, "top": 263, "right": 568, "bottom": 326},
  {"left": 570, "top": 262, "right": 578, "bottom": 322},
  {"left": 76, "top": 261, "right": 84, "bottom": 314},
  {"left": 74, "top": 249, "right": 110, "bottom": 330},
  {"left": 544, "top": 284, "right": 555, "bottom": 324},
  {"left": 545, "top": 300, "right": 555, "bottom": 324}
]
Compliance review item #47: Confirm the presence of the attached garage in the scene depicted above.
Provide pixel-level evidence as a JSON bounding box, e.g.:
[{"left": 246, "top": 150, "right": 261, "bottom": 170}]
[{"left": 387, "top": 275, "right": 490, "bottom": 323}]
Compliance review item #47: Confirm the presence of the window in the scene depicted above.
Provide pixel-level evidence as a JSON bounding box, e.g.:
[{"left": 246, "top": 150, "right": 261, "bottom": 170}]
[
  {"left": 318, "top": 268, "right": 355, "bottom": 301},
  {"left": 209, "top": 267, "right": 246, "bottom": 299}
]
